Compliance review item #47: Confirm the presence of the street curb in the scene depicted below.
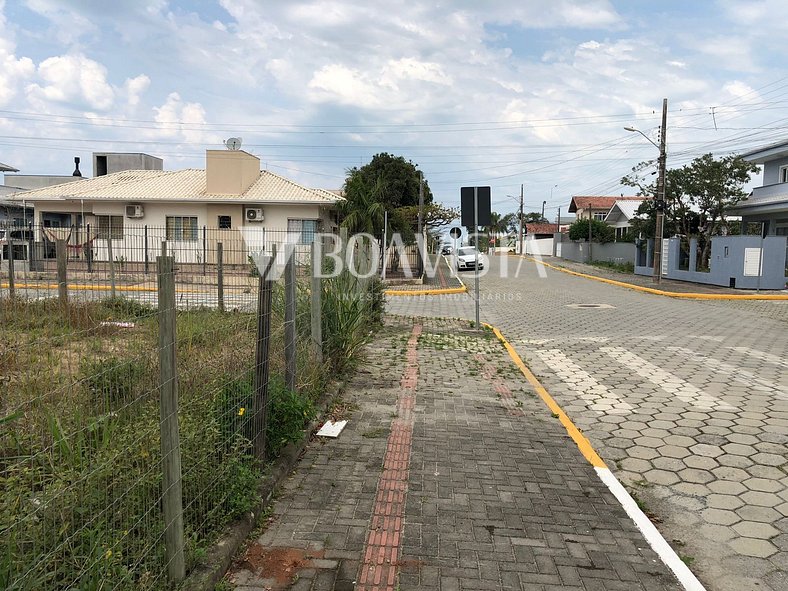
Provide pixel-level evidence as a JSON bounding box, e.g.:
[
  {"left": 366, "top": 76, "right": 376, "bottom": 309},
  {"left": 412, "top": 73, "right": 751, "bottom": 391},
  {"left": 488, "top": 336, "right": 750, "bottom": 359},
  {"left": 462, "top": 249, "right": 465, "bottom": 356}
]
[
  {"left": 486, "top": 322, "right": 708, "bottom": 591},
  {"left": 181, "top": 383, "right": 343, "bottom": 591},
  {"left": 525, "top": 256, "right": 788, "bottom": 300},
  {"left": 384, "top": 285, "right": 468, "bottom": 296}
]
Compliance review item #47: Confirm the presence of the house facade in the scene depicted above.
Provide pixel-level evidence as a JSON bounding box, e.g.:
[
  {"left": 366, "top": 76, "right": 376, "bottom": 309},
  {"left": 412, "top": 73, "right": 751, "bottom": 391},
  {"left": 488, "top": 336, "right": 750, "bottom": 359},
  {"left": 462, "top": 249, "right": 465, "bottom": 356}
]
[
  {"left": 604, "top": 199, "right": 645, "bottom": 239},
  {"left": 731, "top": 140, "right": 788, "bottom": 236},
  {"left": 9, "top": 149, "right": 343, "bottom": 266},
  {"left": 567, "top": 196, "right": 643, "bottom": 221}
]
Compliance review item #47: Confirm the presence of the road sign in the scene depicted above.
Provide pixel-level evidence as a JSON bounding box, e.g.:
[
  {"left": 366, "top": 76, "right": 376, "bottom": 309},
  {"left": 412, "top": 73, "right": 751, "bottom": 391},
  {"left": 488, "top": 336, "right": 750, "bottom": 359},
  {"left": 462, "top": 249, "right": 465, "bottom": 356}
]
[
  {"left": 449, "top": 226, "right": 462, "bottom": 239},
  {"left": 460, "top": 187, "right": 491, "bottom": 227}
]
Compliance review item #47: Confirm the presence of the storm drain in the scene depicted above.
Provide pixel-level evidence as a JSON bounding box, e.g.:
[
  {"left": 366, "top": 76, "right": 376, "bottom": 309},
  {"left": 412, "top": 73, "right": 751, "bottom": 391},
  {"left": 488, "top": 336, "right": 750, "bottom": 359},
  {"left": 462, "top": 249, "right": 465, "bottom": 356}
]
[{"left": 566, "top": 303, "right": 616, "bottom": 309}]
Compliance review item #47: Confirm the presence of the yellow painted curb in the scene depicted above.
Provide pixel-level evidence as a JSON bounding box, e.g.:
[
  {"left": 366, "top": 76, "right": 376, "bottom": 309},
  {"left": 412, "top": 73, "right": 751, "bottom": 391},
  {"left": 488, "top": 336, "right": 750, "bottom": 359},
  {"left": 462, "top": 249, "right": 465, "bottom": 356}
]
[
  {"left": 525, "top": 257, "right": 788, "bottom": 300},
  {"left": 1, "top": 282, "right": 201, "bottom": 294},
  {"left": 484, "top": 322, "right": 607, "bottom": 469},
  {"left": 384, "top": 286, "right": 468, "bottom": 296}
]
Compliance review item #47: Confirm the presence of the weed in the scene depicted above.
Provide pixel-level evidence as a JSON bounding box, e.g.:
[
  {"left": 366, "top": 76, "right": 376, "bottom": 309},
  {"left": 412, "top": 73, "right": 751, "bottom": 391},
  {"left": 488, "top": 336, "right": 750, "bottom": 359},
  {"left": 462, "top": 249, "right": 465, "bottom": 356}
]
[{"left": 362, "top": 427, "right": 387, "bottom": 438}]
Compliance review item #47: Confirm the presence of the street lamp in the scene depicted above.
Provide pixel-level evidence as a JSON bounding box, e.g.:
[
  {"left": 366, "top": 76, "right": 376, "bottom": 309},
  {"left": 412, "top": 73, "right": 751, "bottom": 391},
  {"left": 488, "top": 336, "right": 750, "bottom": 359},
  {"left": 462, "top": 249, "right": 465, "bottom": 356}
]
[{"left": 624, "top": 98, "right": 667, "bottom": 283}]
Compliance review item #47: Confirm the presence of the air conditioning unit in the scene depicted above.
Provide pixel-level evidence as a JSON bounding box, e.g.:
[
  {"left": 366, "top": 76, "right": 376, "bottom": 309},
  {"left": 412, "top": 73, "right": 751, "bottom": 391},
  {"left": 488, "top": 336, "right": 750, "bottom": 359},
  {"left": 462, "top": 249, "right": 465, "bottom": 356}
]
[
  {"left": 125, "top": 205, "right": 144, "bottom": 218},
  {"left": 246, "top": 208, "right": 264, "bottom": 222}
]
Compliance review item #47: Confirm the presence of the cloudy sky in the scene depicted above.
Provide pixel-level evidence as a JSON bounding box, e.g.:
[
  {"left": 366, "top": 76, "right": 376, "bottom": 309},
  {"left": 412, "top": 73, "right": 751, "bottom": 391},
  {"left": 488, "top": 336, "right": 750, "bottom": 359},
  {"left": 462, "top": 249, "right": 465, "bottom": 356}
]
[{"left": 0, "top": 0, "right": 786, "bottom": 219}]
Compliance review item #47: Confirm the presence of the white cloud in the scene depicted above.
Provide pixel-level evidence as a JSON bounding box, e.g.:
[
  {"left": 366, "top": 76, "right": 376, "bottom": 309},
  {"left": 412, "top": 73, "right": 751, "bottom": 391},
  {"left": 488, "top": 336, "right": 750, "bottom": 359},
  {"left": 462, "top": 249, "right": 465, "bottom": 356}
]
[
  {"left": 26, "top": 54, "right": 115, "bottom": 110},
  {"left": 0, "top": 0, "right": 35, "bottom": 106},
  {"left": 123, "top": 74, "right": 150, "bottom": 107},
  {"left": 152, "top": 92, "right": 213, "bottom": 144},
  {"left": 24, "top": 0, "right": 98, "bottom": 44},
  {"left": 308, "top": 64, "right": 382, "bottom": 108}
]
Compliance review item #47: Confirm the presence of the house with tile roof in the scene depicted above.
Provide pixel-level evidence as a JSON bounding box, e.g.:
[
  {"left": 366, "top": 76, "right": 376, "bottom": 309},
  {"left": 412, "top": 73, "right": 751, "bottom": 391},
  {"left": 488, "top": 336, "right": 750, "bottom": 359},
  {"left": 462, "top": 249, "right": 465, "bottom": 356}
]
[
  {"left": 567, "top": 195, "right": 645, "bottom": 221},
  {"left": 604, "top": 199, "right": 646, "bottom": 239},
  {"left": 9, "top": 149, "right": 343, "bottom": 265}
]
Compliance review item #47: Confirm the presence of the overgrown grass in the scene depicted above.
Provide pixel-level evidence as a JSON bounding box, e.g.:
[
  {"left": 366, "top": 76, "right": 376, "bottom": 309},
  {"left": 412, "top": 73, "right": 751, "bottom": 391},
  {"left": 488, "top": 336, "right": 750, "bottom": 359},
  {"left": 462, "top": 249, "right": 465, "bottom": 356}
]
[
  {"left": 590, "top": 260, "right": 635, "bottom": 274},
  {"left": 1, "top": 276, "right": 373, "bottom": 590}
]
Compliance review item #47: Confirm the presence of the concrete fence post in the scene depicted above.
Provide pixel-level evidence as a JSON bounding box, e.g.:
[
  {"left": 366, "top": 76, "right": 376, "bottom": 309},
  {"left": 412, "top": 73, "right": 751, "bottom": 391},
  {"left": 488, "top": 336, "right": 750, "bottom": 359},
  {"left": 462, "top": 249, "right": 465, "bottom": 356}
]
[
  {"left": 253, "top": 247, "right": 276, "bottom": 461},
  {"left": 107, "top": 235, "right": 116, "bottom": 300},
  {"left": 6, "top": 225, "right": 15, "bottom": 298},
  {"left": 310, "top": 242, "right": 323, "bottom": 365},
  {"left": 284, "top": 251, "right": 297, "bottom": 392},
  {"left": 217, "top": 242, "right": 224, "bottom": 312},
  {"left": 56, "top": 238, "right": 67, "bottom": 306},
  {"left": 156, "top": 254, "right": 186, "bottom": 584}
]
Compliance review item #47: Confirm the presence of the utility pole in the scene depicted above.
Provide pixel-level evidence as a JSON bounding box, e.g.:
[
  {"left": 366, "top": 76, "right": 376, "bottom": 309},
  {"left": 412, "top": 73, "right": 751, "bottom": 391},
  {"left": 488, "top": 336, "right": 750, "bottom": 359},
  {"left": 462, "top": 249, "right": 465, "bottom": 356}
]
[
  {"left": 588, "top": 207, "right": 593, "bottom": 263},
  {"left": 519, "top": 184, "right": 524, "bottom": 255},
  {"left": 653, "top": 98, "right": 668, "bottom": 283},
  {"left": 541, "top": 200, "right": 546, "bottom": 221},
  {"left": 417, "top": 172, "right": 425, "bottom": 275}
]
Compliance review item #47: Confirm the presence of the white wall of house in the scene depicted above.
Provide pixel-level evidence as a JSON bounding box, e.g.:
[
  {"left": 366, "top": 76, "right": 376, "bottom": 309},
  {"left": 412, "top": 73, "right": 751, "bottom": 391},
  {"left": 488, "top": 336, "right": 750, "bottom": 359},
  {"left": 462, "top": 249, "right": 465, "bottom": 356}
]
[
  {"left": 30, "top": 199, "right": 335, "bottom": 265},
  {"left": 524, "top": 236, "right": 554, "bottom": 256}
]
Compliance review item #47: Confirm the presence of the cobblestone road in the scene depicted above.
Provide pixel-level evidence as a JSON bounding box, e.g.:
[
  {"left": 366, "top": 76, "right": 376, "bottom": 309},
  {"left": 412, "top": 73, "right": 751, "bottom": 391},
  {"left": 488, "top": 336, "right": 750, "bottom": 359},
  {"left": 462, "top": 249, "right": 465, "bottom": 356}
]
[{"left": 387, "top": 255, "right": 788, "bottom": 591}]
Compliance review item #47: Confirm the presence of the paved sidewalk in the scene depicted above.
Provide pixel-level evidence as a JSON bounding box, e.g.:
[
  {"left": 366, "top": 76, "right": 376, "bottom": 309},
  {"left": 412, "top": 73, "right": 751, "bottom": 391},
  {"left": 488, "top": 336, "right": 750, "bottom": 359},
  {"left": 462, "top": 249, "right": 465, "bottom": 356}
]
[{"left": 224, "top": 316, "right": 681, "bottom": 590}]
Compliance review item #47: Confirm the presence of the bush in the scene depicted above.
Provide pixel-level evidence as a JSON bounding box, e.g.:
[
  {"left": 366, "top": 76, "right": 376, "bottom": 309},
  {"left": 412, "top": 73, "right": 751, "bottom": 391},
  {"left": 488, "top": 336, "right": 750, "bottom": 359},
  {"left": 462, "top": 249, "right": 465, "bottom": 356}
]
[
  {"left": 81, "top": 356, "right": 152, "bottom": 408},
  {"left": 568, "top": 219, "right": 615, "bottom": 243}
]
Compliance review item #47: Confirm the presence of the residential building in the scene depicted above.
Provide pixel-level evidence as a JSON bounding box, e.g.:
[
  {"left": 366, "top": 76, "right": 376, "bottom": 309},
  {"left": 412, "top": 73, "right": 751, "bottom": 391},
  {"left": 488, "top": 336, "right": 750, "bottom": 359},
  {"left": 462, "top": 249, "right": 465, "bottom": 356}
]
[
  {"left": 730, "top": 140, "right": 788, "bottom": 235},
  {"left": 604, "top": 199, "right": 645, "bottom": 239},
  {"left": 10, "top": 149, "right": 343, "bottom": 265},
  {"left": 567, "top": 196, "right": 643, "bottom": 221}
]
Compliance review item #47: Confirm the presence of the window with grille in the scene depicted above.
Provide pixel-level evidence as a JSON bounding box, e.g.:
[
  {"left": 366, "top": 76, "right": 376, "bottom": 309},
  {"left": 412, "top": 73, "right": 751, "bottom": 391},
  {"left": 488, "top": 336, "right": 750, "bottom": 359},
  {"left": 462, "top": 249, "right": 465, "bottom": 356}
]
[
  {"left": 96, "top": 215, "right": 124, "bottom": 239},
  {"left": 287, "top": 219, "right": 318, "bottom": 244},
  {"left": 218, "top": 215, "right": 232, "bottom": 229},
  {"left": 166, "top": 216, "right": 198, "bottom": 241}
]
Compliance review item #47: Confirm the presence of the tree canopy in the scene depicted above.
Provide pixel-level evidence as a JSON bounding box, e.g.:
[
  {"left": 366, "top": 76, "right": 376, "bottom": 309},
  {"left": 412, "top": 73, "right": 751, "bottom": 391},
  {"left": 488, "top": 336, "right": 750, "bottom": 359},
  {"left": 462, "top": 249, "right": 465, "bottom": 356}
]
[
  {"left": 339, "top": 153, "right": 450, "bottom": 239},
  {"left": 622, "top": 153, "right": 758, "bottom": 266}
]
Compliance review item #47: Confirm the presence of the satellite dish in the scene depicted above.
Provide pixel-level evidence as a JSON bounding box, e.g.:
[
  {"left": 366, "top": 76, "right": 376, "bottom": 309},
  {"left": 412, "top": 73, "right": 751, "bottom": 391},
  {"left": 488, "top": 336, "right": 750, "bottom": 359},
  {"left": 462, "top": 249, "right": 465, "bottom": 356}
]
[{"left": 224, "top": 137, "right": 243, "bottom": 150}]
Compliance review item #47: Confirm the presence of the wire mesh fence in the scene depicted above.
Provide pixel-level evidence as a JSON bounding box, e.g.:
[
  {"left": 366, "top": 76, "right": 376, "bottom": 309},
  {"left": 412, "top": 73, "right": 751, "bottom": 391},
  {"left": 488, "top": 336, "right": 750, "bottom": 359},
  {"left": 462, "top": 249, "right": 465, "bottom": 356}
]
[{"left": 0, "top": 226, "right": 383, "bottom": 590}]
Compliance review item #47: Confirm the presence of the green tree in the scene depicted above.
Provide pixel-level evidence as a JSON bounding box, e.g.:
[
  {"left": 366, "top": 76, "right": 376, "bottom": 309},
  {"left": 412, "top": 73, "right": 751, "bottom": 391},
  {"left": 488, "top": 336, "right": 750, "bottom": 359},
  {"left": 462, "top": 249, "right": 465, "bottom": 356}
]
[
  {"left": 340, "top": 153, "right": 435, "bottom": 238},
  {"left": 622, "top": 153, "right": 758, "bottom": 266},
  {"left": 568, "top": 219, "right": 615, "bottom": 243}
]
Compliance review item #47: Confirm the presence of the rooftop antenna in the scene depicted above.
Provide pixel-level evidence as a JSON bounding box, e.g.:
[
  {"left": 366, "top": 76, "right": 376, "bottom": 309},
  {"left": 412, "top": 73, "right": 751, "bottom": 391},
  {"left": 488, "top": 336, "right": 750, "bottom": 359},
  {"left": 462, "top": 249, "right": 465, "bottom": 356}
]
[{"left": 224, "top": 137, "right": 243, "bottom": 150}]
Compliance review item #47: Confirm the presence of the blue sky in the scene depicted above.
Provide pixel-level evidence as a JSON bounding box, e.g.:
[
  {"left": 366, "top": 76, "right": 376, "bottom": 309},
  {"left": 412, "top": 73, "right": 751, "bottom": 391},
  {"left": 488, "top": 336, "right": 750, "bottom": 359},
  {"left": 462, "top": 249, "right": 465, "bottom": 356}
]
[{"left": 0, "top": 0, "right": 785, "bottom": 218}]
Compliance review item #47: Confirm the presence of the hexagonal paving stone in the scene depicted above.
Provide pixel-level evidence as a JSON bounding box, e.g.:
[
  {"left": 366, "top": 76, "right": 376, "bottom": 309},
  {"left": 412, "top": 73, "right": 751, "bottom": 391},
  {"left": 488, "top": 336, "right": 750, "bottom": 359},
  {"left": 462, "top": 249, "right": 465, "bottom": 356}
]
[
  {"left": 618, "top": 457, "right": 653, "bottom": 474},
  {"left": 712, "top": 466, "right": 749, "bottom": 481},
  {"left": 725, "top": 433, "right": 760, "bottom": 445},
  {"left": 737, "top": 505, "right": 783, "bottom": 523},
  {"left": 778, "top": 503, "right": 788, "bottom": 517},
  {"left": 652, "top": 456, "right": 687, "bottom": 471},
  {"left": 722, "top": 442, "right": 757, "bottom": 457},
  {"left": 678, "top": 468, "right": 715, "bottom": 484},
  {"left": 741, "top": 490, "right": 782, "bottom": 507},
  {"left": 708, "top": 480, "right": 748, "bottom": 495},
  {"left": 675, "top": 482, "right": 711, "bottom": 497},
  {"left": 659, "top": 445, "right": 692, "bottom": 459},
  {"left": 629, "top": 446, "right": 661, "bottom": 460},
  {"left": 747, "top": 465, "right": 787, "bottom": 480},
  {"left": 727, "top": 537, "right": 778, "bottom": 558},
  {"left": 635, "top": 436, "right": 664, "bottom": 449},
  {"left": 702, "top": 508, "right": 741, "bottom": 526},
  {"left": 683, "top": 455, "right": 719, "bottom": 471},
  {"left": 698, "top": 523, "right": 736, "bottom": 543},
  {"left": 732, "top": 521, "right": 780, "bottom": 539},
  {"left": 690, "top": 443, "right": 724, "bottom": 458},
  {"left": 663, "top": 435, "right": 697, "bottom": 448},
  {"left": 744, "top": 478, "right": 785, "bottom": 493},
  {"left": 717, "top": 454, "right": 755, "bottom": 469},
  {"left": 707, "top": 494, "right": 744, "bottom": 510},
  {"left": 644, "top": 469, "right": 680, "bottom": 486},
  {"left": 751, "top": 452, "right": 787, "bottom": 467}
]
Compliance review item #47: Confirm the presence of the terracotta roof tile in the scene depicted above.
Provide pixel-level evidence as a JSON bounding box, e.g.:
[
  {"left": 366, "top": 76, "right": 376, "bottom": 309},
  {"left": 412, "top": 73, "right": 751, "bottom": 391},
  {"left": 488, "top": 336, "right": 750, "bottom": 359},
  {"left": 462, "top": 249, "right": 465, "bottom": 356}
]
[
  {"left": 525, "top": 223, "right": 558, "bottom": 235},
  {"left": 568, "top": 195, "right": 644, "bottom": 213}
]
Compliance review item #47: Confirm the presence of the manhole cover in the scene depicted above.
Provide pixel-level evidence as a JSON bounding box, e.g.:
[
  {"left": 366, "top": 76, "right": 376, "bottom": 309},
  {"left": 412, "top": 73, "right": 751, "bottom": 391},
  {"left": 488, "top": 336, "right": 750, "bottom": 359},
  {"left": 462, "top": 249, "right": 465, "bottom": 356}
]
[{"left": 566, "top": 303, "right": 616, "bottom": 309}]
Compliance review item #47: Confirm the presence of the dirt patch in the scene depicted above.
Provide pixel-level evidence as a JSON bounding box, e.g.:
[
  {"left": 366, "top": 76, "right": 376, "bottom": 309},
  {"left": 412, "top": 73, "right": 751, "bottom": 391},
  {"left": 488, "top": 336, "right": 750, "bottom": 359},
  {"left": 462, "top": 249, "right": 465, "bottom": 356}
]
[{"left": 231, "top": 545, "right": 326, "bottom": 588}]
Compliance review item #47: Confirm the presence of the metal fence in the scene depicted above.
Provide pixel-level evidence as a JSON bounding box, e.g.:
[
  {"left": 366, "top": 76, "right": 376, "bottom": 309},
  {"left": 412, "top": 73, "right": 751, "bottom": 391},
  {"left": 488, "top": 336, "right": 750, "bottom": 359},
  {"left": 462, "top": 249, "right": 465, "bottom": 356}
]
[{"left": 0, "top": 226, "right": 381, "bottom": 590}]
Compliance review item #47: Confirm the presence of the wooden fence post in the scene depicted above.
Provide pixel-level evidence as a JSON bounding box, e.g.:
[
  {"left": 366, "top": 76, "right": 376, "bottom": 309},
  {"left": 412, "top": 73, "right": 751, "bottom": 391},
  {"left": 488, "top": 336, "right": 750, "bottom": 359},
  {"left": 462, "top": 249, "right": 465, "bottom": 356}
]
[
  {"left": 253, "top": 249, "right": 276, "bottom": 461},
  {"left": 107, "top": 235, "right": 116, "bottom": 300},
  {"left": 217, "top": 242, "right": 224, "bottom": 312},
  {"left": 284, "top": 251, "right": 297, "bottom": 391},
  {"left": 157, "top": 255, "right": 186, "bottom": 584},
  {"left": 310, "top": 241, "right": 323, "bottom": 365},
  {"left": 56, "top": 239, "right": 67, "bottom": 305}
]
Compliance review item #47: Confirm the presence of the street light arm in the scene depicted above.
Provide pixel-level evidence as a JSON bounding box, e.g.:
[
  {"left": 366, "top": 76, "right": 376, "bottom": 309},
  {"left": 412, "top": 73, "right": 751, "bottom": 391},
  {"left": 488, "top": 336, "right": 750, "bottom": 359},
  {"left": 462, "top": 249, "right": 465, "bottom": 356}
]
[{"left": 624, "top": 126, "right": 659, "bottom": 150}]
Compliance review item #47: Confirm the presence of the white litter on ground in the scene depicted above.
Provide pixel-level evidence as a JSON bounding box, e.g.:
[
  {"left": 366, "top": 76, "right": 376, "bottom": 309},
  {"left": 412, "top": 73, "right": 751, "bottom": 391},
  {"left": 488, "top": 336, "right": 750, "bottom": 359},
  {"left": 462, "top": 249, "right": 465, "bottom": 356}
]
[{"left": 316, "top": 420, "right": 348, "bottom": 438}]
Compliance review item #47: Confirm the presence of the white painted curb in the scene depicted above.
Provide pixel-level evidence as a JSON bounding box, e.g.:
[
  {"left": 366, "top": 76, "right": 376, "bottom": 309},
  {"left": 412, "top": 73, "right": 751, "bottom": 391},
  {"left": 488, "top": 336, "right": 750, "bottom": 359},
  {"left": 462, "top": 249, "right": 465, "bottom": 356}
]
[{"left": 595, "top": 467, "right": 707, "bottom": 591}]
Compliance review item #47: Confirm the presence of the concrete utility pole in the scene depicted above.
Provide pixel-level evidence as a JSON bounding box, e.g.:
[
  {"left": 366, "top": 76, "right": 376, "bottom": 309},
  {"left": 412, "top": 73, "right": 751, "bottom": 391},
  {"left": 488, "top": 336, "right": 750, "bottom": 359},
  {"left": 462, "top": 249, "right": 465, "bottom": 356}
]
[
  {"left": 625, "top": 98, "right": 668, "bottom": 283},
  {"left": 654, "top": 98, "right": 668, "bottom": 283},
  {"left": 519, "top": 184, "right": 524, "bottom": 255}
]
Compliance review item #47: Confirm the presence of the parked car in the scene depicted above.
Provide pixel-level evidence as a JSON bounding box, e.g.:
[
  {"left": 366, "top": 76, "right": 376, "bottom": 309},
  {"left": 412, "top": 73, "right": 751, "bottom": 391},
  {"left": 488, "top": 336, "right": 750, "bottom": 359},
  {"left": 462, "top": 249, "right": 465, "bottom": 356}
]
[
  {"left": 441, "top": 245, "right": 453, "bottom": 255},
  {"left": 455, "top": 246, "right": 485, "bottom": 271}
]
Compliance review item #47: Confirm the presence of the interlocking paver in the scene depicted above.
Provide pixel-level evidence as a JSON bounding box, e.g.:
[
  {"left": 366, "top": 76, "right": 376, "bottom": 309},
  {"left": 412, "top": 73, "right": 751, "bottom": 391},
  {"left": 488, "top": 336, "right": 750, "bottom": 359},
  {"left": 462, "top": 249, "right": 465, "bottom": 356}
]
[
  {"left": 387, "top": 255, "right": 788, "bottom": 589},
  {"left": 223, "top": 315, "right": 682, "bottom": 590}
]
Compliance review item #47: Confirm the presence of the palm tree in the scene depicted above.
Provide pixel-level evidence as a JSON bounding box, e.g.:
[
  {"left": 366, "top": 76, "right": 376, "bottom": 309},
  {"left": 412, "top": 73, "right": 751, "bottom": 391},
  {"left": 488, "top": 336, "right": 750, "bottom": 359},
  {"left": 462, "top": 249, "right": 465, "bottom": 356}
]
[{"left": 339, "top": 174, "right": 386, "bottom": 235}]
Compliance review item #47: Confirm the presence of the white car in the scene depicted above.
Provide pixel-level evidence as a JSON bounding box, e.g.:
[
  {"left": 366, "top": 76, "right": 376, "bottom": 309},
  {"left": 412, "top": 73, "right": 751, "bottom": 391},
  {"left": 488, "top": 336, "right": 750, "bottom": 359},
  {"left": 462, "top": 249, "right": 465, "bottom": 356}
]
[{"left": 455, "top": 246, "right": 485, "bottom": 271}]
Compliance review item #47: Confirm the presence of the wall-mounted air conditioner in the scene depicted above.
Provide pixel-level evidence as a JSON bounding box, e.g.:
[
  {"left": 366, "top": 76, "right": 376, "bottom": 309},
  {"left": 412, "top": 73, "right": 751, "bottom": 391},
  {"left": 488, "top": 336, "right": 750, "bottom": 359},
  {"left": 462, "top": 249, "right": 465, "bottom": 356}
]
[
  {"left": 246, "top": 208, "right": 264, "bottom": 222},
  {"left": 125, "top": 205, "right": 144, "bottom": 218}
]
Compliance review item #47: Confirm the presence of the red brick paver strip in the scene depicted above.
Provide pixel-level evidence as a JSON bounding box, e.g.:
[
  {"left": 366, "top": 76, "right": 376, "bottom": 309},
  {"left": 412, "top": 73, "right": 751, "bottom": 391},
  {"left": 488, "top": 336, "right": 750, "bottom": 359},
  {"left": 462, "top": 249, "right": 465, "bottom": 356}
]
[{"left": 357, "top": 324, "right": 422, "bottom": 591}]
